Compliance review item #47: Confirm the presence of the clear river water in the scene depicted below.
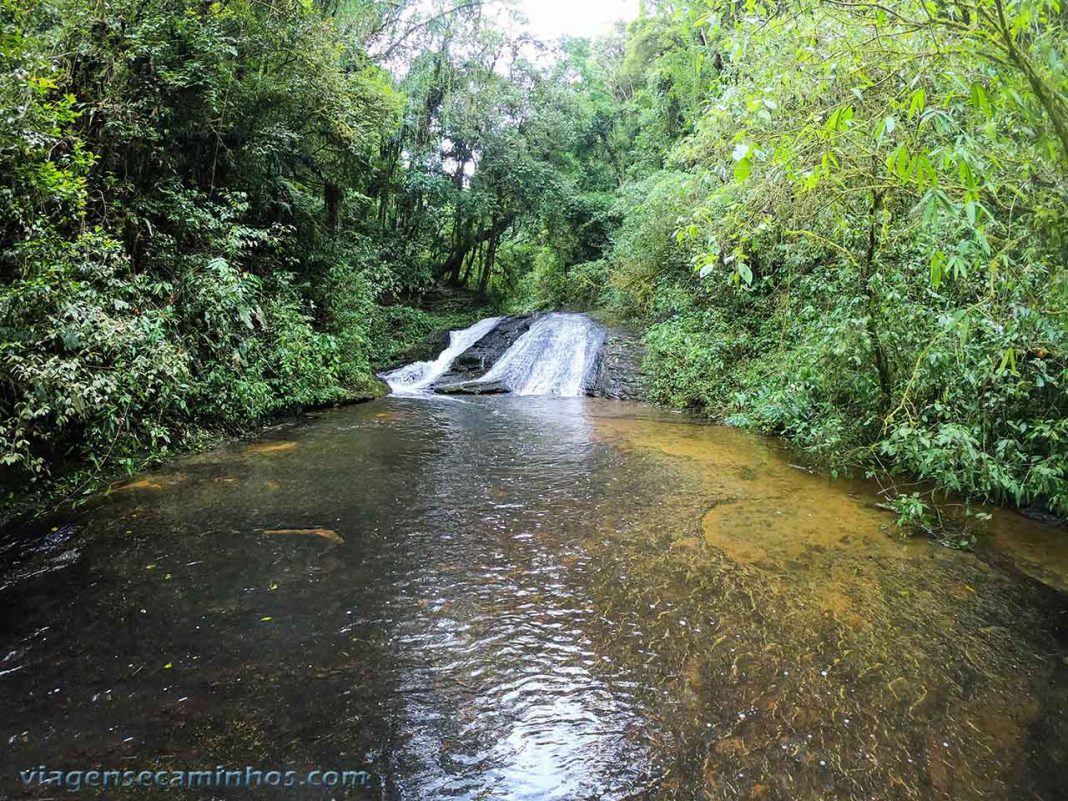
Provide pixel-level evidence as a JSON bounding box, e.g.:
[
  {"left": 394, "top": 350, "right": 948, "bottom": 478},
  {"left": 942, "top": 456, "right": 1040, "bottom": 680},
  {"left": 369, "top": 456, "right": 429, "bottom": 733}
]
[{"left": 1, "top": 394, "right": 1066, "bottom": 800}]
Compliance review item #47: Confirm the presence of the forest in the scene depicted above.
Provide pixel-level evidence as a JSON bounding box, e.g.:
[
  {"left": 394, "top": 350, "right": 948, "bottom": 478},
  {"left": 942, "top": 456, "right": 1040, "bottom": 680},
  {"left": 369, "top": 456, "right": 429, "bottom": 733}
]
[{"left": 1, "top": 0, "right": 1065, "bottom": 528}]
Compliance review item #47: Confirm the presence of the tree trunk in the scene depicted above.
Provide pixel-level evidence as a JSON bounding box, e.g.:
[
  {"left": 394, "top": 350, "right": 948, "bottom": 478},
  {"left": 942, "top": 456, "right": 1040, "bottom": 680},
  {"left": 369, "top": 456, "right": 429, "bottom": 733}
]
[
  {"left": 461, "top": 240, "right": 483, "bottom": 285},
  {"left": 440, "top": 215, "right": 513, "bottom": 286},
  {"left": 324, "top": 181, "right": 340, "bottom": 230},
  {"left": 477, "top": 231, "right": 499, "bottom": 295}
]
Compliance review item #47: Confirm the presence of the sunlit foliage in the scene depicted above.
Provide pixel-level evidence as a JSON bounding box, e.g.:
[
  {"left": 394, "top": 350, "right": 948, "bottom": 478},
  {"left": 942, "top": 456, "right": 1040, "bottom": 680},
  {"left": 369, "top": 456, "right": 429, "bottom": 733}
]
[{"left": 556, "top": 0, "right": 1068, "bottom": 517}]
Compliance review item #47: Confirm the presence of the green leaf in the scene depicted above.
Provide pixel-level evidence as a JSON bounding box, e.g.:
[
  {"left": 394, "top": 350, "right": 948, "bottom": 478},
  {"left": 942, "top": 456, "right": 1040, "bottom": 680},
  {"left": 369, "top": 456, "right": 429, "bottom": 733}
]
[
  {"left": 958, "top": 315, "right": 971, "bottom": 346},
  {"left": 930, "top": 250, "right": 946, "bottom": 287},
  {"left": 886, "top": 143, "right": 910, "bottom": 181},
  {"left": 908, "top": 87, "right": 926, "bottom": 120},
  {"left": 997, "top": 348, "right": 1018, "bottom": 377},
  {"left": 969, "top": 82, "right": 992, "bottom": 119},
  {"left": 733, "top": 157, "right": 752, "bottom": 181},
  {"left": 824, "top": 106, "right": 854, "bottom": 133},
  {"left": 877, "top": 115, "right": 897, "bottom": 143}
]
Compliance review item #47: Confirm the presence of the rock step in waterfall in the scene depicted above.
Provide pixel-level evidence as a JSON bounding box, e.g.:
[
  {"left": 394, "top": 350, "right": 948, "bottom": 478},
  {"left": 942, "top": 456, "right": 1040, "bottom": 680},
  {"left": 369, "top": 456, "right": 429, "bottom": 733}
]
[
  {"left": 380, "top": 316, "right": 502, "bottom": 394},
  {"left": 381, "top": 312, "right": 646, "bottom": 399}
]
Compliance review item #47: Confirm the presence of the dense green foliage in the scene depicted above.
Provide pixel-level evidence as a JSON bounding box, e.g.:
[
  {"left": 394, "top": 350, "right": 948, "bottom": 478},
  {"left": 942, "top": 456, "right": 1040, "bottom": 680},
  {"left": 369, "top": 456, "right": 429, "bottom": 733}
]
[
  {"left": 524, "top": 0, "right": 1068, "bottom": 523},
  {"left": 0, "top": 0, "right": 409, "bottom": 514},
  {"left": 2, "top": 0, "right": 1065, "bottom": 524}
]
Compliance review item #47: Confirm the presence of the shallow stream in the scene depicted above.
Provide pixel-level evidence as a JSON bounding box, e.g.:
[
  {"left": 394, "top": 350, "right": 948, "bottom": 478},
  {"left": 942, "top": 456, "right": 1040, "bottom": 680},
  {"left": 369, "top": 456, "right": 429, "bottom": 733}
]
[{"left": 1, "top": 397, "right": 1065, "bottom": 799}]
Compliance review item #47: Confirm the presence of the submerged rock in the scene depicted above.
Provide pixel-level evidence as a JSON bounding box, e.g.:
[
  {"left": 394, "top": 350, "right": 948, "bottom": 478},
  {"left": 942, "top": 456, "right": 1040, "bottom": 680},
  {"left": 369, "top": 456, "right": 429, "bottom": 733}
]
[
  {"left": 246, "top": 441, "right": 298, "bottom": 455},
  {"left": 263, "top": 528, "right": 344, "bottom": 544},
  {"left": 113, "top": 474, "right": 189, "bottom": 492},
  {"left": 435, "top": 380, "right": 512, "bottom": 395}
]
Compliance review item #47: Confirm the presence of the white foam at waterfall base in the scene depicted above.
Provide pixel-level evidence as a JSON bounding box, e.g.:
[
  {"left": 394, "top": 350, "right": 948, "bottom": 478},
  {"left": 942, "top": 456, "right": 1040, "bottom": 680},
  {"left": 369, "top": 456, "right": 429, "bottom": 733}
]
[
  {"left": 478, "top": 313, "right": 605, "bottom": 396},
  {"left": 382, "top": 316, "right": 502, "bottom": 394}
]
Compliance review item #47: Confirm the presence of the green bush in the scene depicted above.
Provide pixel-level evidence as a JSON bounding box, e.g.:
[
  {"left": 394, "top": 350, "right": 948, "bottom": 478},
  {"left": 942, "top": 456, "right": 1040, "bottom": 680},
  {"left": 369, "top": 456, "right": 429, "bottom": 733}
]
[
  {"left": 0, "top": 232, "right": 190, "bottom": 489},
  {"left": 589, "top": 1, "right": 1068, "bottom": 519},
  {"left": 0, "top": 0, "right": 406, "bottom": 516}
]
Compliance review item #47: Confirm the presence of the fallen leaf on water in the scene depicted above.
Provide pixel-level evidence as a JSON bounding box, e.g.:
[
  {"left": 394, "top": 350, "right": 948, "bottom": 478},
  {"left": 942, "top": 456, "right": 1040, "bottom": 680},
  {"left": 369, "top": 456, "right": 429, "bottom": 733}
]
[{"left": 263, "top": 528, "right": 344, "bottom": 544}]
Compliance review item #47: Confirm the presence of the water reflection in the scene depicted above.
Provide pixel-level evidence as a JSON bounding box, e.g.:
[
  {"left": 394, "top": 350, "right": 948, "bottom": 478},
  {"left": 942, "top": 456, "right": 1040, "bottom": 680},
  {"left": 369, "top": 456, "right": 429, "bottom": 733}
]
[
  {"left": 377, "top": 398, "right": 652, "bottom": 799},
  {"left": 0, "top": 397, "right": 1064, "bottom": 800}
]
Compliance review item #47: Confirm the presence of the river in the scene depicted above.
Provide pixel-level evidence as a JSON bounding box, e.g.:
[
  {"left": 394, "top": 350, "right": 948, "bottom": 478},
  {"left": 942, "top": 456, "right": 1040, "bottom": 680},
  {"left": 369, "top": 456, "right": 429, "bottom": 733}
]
[{"left": 1, "top": 392, "right": 1066, "bottom": 799}]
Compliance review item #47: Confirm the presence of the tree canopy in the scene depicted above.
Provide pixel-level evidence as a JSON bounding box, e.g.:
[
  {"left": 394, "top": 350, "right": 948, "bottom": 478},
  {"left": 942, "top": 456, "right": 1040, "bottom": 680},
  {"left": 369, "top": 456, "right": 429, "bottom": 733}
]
[{"left": 1, "top": 0, "right": 1065, "bottom": 526}]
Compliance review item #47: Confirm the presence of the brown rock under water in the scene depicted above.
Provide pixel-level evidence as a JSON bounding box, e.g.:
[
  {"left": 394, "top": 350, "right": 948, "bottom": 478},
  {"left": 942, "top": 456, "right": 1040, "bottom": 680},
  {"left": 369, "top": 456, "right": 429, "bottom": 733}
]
[
  {"left": 246, "top": 441, "right": 298, "bottom": 455},
  {"left": 112, "top": 474, "right": 188, "bottom": 493},
  {"left": 263, "top": 528, "right": 343, "bottom": 544}
]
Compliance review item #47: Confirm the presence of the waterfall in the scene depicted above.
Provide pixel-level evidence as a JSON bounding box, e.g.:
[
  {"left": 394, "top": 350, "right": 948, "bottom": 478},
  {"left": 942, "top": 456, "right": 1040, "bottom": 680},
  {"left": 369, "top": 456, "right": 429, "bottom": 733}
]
[
  {"left": 382, "top": 316, "right": 501, "bottom": 394},
  {"left": 383, "top": 313, "right": 605, "bottom": 397},
  {"left": 478, "top": 313, "right": 604, "bottom": 396}
]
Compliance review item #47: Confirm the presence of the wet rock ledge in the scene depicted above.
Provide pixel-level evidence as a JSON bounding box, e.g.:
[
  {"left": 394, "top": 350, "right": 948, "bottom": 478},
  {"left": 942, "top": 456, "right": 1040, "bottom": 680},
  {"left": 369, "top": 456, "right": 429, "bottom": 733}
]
[
  {"left": 430, "top": 314, "right": 650, "bottom": 402},
  {"left": 433, "top": 315, "right": 540, "bottom": 386},
  {"left": 584, "top": 326, "right": 650, "bottom": 402}
]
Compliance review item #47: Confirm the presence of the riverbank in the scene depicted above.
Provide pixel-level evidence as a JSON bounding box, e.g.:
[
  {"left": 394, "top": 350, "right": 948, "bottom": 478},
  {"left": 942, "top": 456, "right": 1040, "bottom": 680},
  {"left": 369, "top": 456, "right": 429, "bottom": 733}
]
[
  {"left": 582, "top": 307, "right": 1066, "bottom": 538},
  {"left": 0, "top": 374, "right": 387, "bottom": 529},
  {"left": 0, "top": 302, "right": 489, "bottom": 527}
]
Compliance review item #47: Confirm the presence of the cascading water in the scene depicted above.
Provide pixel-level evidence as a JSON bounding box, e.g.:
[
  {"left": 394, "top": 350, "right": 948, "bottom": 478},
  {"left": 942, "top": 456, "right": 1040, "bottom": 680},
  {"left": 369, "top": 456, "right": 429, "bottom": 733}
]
[
  {"left": 383, "top": 312, "right": 605, "bottom": 397},
  {"left": 382, "top": 316, "right": 501, "bottom": 394},
  {"left": 477, "top": 313, "right": 604, "bottom": 397}
]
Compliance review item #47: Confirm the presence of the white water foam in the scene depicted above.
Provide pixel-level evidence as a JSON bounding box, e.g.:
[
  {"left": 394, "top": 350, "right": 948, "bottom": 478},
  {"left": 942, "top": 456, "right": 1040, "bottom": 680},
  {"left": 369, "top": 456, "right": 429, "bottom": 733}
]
[
  {"left": 477, "top": 313, "right": 604, "bottom": 397},
  {"left": 382, "top": 316, "right": 502, "bottom": 394}
]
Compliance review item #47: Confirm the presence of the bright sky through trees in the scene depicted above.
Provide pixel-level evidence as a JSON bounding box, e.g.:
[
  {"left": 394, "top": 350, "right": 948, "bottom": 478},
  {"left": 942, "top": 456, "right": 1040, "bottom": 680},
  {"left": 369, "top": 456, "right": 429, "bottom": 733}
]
[{"left": 513, "top": 0, "right": 638, "bottom": 39}]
